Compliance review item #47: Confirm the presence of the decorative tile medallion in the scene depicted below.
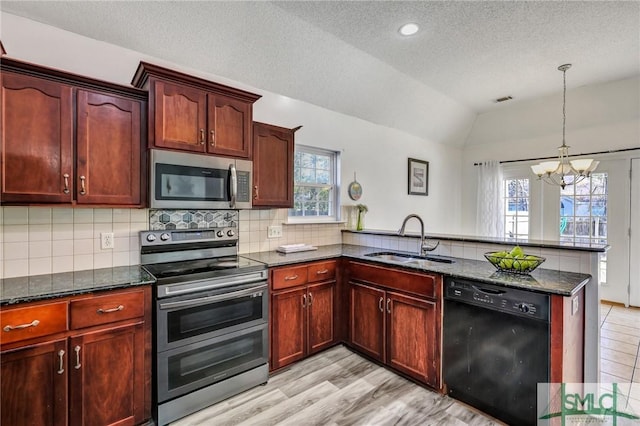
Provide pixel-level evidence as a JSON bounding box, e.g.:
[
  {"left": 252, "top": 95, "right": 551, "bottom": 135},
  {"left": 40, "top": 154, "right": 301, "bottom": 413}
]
[{"left": 149, "top": 210, "right": 238, "bottom": 230}]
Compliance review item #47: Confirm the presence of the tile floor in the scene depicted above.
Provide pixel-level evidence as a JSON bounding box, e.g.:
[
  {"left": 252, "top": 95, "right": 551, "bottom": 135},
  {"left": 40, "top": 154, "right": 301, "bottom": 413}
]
[{"left": 600, "top": 303, "right": 640, "bottom": 414}]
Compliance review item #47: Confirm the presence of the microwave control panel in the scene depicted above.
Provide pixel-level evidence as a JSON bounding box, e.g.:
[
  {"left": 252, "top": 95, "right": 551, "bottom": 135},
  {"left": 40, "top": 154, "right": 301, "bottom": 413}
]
[{"left": 237, "top": 171, "right": 250, "bottom": 202}]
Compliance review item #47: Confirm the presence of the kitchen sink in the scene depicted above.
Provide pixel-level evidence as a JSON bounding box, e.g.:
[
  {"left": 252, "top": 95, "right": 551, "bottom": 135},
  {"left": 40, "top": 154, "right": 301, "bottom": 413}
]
[{"left": 364, "top": 251, "right": 454, "bottom": 264}]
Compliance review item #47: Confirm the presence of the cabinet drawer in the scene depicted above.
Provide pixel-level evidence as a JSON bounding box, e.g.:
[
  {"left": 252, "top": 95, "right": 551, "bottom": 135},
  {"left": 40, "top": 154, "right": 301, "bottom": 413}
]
[
  {"left": 1, "top": 302, "right": 68, "bottom": 345},
  {"left": 272, "top": 265, "right": 309, "bottom": 290},
  {"left": 70, "top": 290, "right": 145, "bottom": 330},
  {"left": 308, "top": 261, "right": 336, "bottom": 283},
  {"left": 349, "top": 262, "right": 439, "bottom": 299}
]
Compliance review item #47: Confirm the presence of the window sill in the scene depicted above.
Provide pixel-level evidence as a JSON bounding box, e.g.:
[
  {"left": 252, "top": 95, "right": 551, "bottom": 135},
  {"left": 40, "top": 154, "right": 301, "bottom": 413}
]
[{"left": 284, "top": 218, "right": 347, "bottom": 225}]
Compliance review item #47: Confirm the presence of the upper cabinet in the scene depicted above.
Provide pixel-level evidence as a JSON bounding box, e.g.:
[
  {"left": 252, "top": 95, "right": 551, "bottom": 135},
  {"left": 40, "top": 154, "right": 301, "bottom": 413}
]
[
  {"left": 252, "top": 122, "right": 301, "bottom": 208},
  {"left": 132, "top": 62, "right": 261, "bottom": 159},
  {"left": 1, "top": 59, "right": 147, "bottom": 207}
]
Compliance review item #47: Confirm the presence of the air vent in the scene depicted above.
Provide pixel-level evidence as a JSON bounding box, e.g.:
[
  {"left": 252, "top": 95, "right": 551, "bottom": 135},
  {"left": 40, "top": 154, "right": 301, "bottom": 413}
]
[{"left": 495, "top": 96, "right": 513, "bottom": 103}]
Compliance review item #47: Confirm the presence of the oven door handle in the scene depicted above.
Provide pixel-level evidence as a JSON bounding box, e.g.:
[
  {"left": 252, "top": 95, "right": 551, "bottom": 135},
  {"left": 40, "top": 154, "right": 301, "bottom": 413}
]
[{"left": 158, "top": 283, "right": 267, "bottom": 310}]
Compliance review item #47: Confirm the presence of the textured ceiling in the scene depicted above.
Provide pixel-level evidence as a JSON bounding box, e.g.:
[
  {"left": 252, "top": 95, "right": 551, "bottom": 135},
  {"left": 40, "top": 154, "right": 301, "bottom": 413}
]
[{"left": 1, "top": 1, "right": 639, "bottom": 146}]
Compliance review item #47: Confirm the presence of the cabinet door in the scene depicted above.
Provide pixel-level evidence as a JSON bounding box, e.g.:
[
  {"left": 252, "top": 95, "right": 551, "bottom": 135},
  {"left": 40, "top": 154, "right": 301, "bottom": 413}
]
[
  {"left": 1, "top": 339, "right": 68, "bottom": 426},
  {"left": 271, "top": 287, "right": 306, "bottom": 370},
  {"left": 386, "top": 291, "right": 439, "bottom": 387},
  {"left": 252, "top": 122, "right": 294, "bottom": 207},
  {"left": 1, "top": 72, "right": 73, "bottom": 203},
  {"left": 76, "top": 90, "right": 142, "bottom": 205},
  {"left": 207, "top": 94, "right": 251, "bottom": 158},
  {"left": 349, "top": 282, "right": 385, "bottom": 362},
  {"left": 307, "top": 281, "right": 335, "bottom": 355},
  {"left": 69, "top": 322, "right": 145, "bottom": 426},
  {"left": 152, "top": 80, "right": 206, "bottom": 152}
]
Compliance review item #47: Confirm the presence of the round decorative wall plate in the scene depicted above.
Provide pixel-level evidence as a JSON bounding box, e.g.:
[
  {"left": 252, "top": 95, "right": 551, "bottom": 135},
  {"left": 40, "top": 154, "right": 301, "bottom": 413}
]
[{"left": 348, "top": 173, "right": 362, "bottom": 201}]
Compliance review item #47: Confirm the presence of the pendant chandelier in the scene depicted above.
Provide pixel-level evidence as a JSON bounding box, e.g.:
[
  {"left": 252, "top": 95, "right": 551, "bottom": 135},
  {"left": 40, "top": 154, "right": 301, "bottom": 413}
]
[{"left": 530, "top": 64, "right": 598, "bottom": 189}]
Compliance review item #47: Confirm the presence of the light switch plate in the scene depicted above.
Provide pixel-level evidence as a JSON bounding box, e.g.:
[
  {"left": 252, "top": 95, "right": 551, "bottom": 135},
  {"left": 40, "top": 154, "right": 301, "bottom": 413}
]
[{"left": 267, "top": 225, "right": 283, "bottom": 238}]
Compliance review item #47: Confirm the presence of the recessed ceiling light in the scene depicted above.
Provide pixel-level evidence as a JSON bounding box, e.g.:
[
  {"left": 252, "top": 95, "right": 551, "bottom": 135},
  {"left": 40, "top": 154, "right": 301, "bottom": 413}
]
[{"left": 399, "top": 23, "right": 419, "bottom": 36}]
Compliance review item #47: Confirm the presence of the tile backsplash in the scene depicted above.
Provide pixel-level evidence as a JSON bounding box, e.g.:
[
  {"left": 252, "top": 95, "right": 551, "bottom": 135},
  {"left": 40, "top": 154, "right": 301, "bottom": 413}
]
[{"left": 0, "top": 207, "right": 345, "bottom": 279}]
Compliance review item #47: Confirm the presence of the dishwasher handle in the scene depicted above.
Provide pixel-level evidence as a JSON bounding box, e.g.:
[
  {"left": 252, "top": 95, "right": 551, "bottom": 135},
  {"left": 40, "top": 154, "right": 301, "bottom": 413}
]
[{"left": 471, "top": 285, "right": 506, "bottom": 295}]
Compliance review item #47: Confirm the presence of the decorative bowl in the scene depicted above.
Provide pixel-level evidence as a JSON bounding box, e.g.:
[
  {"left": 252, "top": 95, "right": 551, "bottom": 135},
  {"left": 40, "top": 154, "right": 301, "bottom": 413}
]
[{"left": 484, "top": 252, "right": 545, "bottom": 275}]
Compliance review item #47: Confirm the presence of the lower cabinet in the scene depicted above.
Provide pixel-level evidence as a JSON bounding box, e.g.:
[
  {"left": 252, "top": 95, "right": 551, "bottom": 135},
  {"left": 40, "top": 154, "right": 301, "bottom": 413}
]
[
  {"left": 1, "top": 339, "right": 68, "bottom": 425},
  {"left": 270, "top": 261, "right": 336, "bottom": 370},
  {"left": 348, "top": 262, "right": 442, "bottom": 389},
  {"left": 0, "top": 286, "right": 151, "bottom": 426},
  {"left": 69, "top": 322, "right": 145, "bottom": 426}
]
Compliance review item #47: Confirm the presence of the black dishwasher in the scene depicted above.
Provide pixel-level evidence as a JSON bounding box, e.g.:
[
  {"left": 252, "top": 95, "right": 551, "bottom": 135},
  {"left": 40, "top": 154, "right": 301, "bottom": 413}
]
[{"left": 443, "top": 277, "right": 549, "bottom": 426}]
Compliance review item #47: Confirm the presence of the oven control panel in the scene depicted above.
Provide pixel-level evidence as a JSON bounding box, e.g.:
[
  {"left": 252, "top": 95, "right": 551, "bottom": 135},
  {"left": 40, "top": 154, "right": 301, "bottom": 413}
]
[{"left": 141, "top": 228, "right": 238, "bottom": 246}]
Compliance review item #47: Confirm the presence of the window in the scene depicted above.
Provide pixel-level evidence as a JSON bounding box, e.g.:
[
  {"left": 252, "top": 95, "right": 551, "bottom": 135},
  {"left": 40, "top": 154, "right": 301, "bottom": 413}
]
[
  {"left": 560, "top": 173, "right": 608, "bottom": 282},
  {"left": 289, "top": 145, "right": 339, "bottom": 220},
  {"left": 504, "top": 178, "right": 529, "bottom": 238}
]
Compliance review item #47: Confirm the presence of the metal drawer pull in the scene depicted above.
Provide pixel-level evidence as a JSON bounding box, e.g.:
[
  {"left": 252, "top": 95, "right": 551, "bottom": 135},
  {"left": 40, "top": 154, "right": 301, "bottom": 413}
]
[
  {"left": 74, "top": 346, "right": 82, "bottom": 370},
  {"left": 302, "top": 294, "right": 307, "bottom": 308},
  {"left": 316, "top": 269, "right": 329, "bottom": 275},
  {"left": 3, "top": 319, "right": 40, "bottom": 332},
  {"left": 79, "top": 176, "right": 86, "bottom": 195},
  {"left": 284, "top": 275, "right": 299, "bottom": 281},
  {"left": 254, "top": 185, "right": 259, "bottom": 200},
  {"left": 386, "top": 298, "right": 391, "bottom": 314},
  {"left": 378, "top": 297, "right": 384, "bottom": 312},
  {"left": 308, "top": 292, "right": 313, "bottom": 306},
  {"left": 210, "top": 130, "right": 216, "bottom": 146},
  {"left": 57, "top": 350, "right": 65, "bottom": 374},
  {"left": 63, "top": 173, "right": 70, "bottom": 194},
  {"left": 200, "top": 128, "right": 205, "bottom": 144},
  {"left": 97, "top": 305, "right": 124, "bottom": 314}
]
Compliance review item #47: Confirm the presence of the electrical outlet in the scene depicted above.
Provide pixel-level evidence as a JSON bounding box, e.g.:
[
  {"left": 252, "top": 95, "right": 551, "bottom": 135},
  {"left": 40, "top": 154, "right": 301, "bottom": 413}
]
[
  {"left": 101, "top": 232, "right": 115, "bottom": 250},
  {"left": 267, "top": 225, "right": 283, "bottom": 239}
]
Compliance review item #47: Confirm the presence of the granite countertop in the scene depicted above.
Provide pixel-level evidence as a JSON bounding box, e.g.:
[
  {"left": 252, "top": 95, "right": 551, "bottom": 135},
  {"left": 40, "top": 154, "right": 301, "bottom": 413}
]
[
  {"left": 0, "top": 266, "right": 156, "bottom": 306},
  {"left": 242, "top": 244, "right": 591, "bottom": 296},
  {"left": 342, "top": 229, "right": 609, "bottom": 252}
]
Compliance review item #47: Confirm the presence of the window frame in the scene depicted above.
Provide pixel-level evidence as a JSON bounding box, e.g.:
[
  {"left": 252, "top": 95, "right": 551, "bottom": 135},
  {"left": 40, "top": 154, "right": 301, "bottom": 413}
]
[
  {"left": 287, "top": 144, "right": 341, "bottom": 223},
  {"left": 503, "top": 177, "right": 530, "bottom": 239}
]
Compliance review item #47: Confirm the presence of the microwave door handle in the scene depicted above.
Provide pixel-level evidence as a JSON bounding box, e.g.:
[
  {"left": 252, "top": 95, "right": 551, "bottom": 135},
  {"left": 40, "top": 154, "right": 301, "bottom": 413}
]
[{"left": 229, "top": 163, "right": 237, "bottom": 208}]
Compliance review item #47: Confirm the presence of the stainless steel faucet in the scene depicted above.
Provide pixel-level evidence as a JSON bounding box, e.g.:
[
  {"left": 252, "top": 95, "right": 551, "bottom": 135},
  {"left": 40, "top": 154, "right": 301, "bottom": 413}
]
[{"left": 398, "top": 214, "right": 438, "bottom": 256}]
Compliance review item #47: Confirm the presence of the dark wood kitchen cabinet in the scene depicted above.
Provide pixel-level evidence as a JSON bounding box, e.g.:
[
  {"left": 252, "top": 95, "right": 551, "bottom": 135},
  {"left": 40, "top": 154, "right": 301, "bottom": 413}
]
[
  {"left": 252, "top": 122, "right": 300, "bottom": 208},
  {"left": 348, "top": 261, "right": 442, "bottom": 389},
  {"left": 270, "top": 260, "right": 336, "bottom": 370},
  {"left": 0, "top": 286, "right": 151, "bottom": 426},
  {"left": 132, "top": 62, "right": 261, "bottom": 158},
  {"left": 0, "top": 58, "right": 146, "bottom": 207}
]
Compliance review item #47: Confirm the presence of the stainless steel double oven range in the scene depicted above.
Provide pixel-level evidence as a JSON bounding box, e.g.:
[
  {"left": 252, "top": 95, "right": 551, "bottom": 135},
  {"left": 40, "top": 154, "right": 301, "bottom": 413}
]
[{"left": 141, "top": 226, "right": 268, "bottom": 425}]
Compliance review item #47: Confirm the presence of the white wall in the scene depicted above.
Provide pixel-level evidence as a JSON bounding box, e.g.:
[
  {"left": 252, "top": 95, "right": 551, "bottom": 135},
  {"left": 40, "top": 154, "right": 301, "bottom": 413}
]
[
  {"left": 459, "top": 78, "right": 640, "bottom": 304},
  {"left": 0, "top": 14, "right": 464, "bottom": 277}
]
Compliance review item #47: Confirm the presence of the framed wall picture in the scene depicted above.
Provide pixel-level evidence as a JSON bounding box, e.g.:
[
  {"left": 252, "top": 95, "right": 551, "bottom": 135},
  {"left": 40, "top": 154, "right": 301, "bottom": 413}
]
[{"left": 408, "top": 158, "right": 429, "bottom": 196}]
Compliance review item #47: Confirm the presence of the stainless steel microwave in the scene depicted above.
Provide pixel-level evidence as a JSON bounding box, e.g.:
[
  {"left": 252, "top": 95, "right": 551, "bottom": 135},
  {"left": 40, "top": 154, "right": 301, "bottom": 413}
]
[{"left": 150, "top": 150, "right": 252, "bottom": 209}]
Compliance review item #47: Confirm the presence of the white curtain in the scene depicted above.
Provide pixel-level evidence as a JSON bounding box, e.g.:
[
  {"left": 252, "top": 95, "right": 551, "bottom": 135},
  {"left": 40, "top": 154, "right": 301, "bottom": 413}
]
[{"left": 476, "top": 160, "right": 504, "bottom": 237}]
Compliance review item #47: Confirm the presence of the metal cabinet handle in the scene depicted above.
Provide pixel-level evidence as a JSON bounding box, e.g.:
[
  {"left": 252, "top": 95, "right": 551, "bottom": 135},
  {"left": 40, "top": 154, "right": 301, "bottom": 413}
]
[
  {"left": 308, "top": 292, "right": 313, "bottom": 306},
  {"left": 97, "top": 305, "right": 124, "bottom": 314},
  {"left": 74, "top": 345, "right": 82, "bottom": 370},
  {"left": 284, "top": 275, "right": 299, "bottom": 281},
  {"left": 3, "top": 319, "right": 40, "bottom": 332},
  {"left": 316, "top": 269, "right": 329, "bottom": 275},
  {"left": 386, "top": 298, "right": 391, "bottom": 314},
  {"left": 63, "top": 173, "right": 70, "bottom": 194},
  {"left": 210, "top": 130, "right": 215, "bottom": 146},
  {"left": 79, "top": 176, "right": 86, "bottom": 195},
  {"left": 378, "top": 297, "right": 384, "bottom": 312},
  {"left": 200, "top": 128, "right": 205, "bottom": 145},
  {"left": 302, "top": 294, "right": 307, "bottom": 308},
  {"left": 57, "top": 350, "right": 65, "bottom": 374},
  {"left": 253, "top": 185, "right": 259, "bottom": 200}
]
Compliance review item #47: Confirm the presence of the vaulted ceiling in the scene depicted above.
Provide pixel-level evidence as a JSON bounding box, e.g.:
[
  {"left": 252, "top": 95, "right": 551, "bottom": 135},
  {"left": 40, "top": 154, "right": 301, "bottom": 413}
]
[{"left": 1, "top": 1, "right": 639, "bottom": 146}]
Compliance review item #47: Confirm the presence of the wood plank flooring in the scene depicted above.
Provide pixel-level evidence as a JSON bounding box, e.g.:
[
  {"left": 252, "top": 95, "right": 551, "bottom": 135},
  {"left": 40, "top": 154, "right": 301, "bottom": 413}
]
[{"left": 171, "top": 345, "right": 500, "bottom": 426}]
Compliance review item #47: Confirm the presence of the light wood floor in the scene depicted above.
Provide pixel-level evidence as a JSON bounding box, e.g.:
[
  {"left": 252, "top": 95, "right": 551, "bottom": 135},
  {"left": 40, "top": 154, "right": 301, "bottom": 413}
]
[{"left": 171, "top": 345, "right": 500, "bottom": 426}]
